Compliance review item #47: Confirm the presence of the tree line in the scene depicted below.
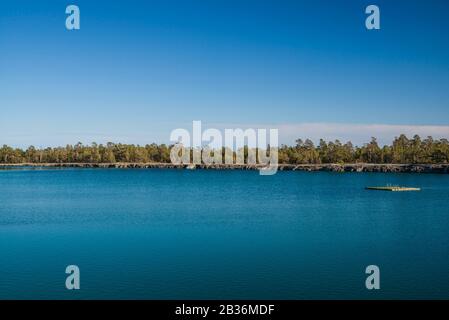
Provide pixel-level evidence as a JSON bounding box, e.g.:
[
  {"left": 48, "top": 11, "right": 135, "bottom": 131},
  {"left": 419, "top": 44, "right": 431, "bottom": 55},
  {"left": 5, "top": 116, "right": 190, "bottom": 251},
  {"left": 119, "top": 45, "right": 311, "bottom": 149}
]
[
  {"left": 0, "top": 134, "right": 448, "bottom": 164},
  {"left": 278, "top": 135, "right": 449, "bottom": 164}
]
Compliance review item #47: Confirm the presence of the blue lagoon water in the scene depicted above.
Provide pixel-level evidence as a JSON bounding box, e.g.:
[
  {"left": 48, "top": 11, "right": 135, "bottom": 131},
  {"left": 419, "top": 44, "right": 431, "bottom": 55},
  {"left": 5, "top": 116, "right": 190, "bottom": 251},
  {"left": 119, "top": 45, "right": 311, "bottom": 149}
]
[{"left": 0, "top": 168, "right": 448, "bottom": 299}]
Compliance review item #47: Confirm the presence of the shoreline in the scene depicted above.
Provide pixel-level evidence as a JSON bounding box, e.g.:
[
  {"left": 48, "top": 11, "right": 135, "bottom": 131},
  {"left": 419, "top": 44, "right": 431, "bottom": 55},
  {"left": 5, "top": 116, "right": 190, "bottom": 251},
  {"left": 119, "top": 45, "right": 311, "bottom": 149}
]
[{"left": 0, "top": 163, "right": 448, "bottom": 173}]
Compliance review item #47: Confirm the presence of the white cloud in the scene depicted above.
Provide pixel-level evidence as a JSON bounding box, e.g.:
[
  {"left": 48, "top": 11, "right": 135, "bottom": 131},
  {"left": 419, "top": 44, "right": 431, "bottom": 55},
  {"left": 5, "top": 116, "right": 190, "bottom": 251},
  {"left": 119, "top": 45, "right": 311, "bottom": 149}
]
[
  {"left": 277, "top": 123, "right": 449, "bottom": 146},
  {"left": 2, "top": 122, "right": 449, "bottom": 148}
]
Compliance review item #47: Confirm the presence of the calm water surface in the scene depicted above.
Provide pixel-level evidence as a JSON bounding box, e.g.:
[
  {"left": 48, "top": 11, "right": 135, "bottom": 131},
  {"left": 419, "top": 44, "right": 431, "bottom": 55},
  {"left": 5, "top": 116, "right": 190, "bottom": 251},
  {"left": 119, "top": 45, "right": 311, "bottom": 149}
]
[{"left": 0, "top": 168, "right": 448, "bottom": 299}]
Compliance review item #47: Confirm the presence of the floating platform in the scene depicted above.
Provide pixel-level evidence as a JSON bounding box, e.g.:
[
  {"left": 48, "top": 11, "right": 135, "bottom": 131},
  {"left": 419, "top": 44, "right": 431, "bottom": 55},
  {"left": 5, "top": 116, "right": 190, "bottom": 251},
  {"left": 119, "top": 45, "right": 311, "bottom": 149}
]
[{"left": 366, "top": 186, "right": 421, "bottom": 192}]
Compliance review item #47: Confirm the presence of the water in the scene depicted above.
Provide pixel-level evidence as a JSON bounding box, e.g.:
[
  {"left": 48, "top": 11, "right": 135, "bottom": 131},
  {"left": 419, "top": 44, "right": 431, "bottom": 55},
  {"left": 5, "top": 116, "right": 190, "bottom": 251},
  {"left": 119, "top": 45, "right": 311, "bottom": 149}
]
[{"left": 0, "top": 168, "right": 448, "bottom": 299}]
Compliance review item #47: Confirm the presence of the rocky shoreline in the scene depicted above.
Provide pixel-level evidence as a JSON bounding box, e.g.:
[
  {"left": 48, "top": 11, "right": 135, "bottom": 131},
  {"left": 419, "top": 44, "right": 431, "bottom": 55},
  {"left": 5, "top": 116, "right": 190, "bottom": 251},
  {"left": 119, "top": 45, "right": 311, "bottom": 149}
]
[{"left": 0, "top": 163, "right": 448, "bottom": 173}]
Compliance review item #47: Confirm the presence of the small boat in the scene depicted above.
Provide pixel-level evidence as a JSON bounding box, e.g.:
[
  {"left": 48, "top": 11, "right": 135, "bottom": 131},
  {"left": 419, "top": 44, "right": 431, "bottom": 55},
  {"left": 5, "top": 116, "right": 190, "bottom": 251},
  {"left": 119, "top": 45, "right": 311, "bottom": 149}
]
[{"left": 366, "top": 186, "right": 421, "bottom": 192}]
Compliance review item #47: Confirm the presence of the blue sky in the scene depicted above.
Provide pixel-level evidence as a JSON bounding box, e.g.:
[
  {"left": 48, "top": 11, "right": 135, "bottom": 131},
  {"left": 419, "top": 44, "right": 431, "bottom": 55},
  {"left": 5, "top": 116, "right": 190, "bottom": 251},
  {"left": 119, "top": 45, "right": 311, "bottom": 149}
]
[{"left": 1, "top": 0, "right": 448, "bottom": 147}]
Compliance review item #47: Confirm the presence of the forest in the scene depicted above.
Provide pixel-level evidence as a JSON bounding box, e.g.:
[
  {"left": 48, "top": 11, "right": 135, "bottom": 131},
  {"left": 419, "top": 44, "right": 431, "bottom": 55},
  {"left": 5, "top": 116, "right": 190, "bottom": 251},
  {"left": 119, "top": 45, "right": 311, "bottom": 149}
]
[{"left": 0, "top": 134, "right": 448, "bottom": 165}]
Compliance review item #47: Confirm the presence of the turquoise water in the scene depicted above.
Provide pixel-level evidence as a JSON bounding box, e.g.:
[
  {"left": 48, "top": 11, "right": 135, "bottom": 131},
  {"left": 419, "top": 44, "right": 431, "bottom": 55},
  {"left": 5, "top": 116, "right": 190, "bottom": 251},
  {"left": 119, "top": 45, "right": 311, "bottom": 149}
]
[{"left": 0, "top": 168, "right": 448, "bottom": 299}]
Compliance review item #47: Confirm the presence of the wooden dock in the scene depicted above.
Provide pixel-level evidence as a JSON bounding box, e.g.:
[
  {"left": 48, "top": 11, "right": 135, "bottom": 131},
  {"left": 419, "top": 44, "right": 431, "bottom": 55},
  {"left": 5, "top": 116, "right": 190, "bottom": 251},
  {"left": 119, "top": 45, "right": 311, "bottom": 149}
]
[{"left": 366, "top": 186, "right": 421, "bottom": 192}]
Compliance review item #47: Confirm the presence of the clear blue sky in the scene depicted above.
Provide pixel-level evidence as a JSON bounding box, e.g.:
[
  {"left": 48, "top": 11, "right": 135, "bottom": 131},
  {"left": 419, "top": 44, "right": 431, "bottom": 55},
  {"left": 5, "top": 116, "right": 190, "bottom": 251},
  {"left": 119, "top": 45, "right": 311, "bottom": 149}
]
[{"left": 1, "top": 0, "right": 448, "bottom": 147}]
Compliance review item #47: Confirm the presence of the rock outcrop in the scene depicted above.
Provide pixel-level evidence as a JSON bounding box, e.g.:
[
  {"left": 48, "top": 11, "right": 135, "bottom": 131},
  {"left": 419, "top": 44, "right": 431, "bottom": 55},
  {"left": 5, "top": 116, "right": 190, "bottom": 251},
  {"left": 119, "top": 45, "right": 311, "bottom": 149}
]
[{"left": 1, "top": 163, "right": 448, "bottom": 173}]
